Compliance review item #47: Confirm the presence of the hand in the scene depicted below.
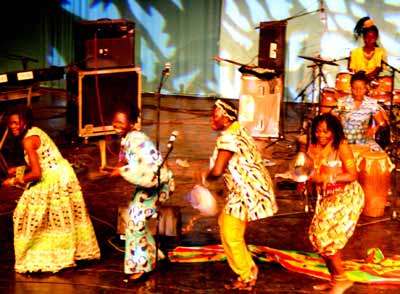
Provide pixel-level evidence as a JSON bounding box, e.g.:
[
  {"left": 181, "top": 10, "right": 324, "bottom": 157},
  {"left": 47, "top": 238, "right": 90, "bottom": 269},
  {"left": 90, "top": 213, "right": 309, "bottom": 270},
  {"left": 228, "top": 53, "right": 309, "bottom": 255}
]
[
  {"left": 311, "top": 173, "right": 334, "bottom": 185},
  {"left": 194, "top": 169, "right": 208, "bottom": 186},
  {"left": 2, "top": 177, "right": 15, "bottom": 188},
  {"left": 7, "top": 167, "right": 17, "bottom": 176},
  {"left": 109, "top": 167, "right": 121, "bottom": 178}
]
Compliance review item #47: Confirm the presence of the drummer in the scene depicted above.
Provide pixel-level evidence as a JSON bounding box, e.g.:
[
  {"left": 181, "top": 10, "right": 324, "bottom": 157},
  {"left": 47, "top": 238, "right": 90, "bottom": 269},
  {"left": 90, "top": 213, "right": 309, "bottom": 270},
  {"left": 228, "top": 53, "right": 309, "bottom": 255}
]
[
  {"left": 348, "top": 16, "right": 387, "bottom": 81},
  {"left": 332, "top": 71, "right": 387, "bottom": 151}
]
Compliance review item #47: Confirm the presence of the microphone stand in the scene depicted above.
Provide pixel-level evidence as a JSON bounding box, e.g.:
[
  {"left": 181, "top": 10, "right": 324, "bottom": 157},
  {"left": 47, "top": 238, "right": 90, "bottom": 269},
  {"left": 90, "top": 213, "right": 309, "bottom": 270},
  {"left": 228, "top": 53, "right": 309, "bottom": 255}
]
[
  {"left": 256, "top": 8, "right": 322, "bottom": 29},
  {"left": 154, "top": 67, "right": 169, "bottom": 270}
]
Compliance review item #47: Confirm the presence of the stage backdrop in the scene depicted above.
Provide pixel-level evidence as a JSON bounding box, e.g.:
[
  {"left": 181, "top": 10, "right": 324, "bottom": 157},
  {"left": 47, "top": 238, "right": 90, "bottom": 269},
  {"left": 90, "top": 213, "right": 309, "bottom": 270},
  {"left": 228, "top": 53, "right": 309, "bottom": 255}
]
[{"left": 0, "top": 0, "right": 399, "bottom": 101}]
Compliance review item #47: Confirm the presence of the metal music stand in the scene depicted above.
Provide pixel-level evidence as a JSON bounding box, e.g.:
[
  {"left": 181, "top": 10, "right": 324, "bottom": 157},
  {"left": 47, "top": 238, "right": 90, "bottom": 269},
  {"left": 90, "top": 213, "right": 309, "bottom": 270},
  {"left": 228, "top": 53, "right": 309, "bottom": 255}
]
[{"left": 294, "top": 56, "right": 338, "bottom": 127}]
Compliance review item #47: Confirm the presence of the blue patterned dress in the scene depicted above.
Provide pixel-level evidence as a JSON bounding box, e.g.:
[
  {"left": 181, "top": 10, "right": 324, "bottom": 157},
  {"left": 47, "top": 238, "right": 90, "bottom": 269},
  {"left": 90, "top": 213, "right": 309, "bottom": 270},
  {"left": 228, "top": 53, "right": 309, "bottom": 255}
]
[
  {"left": 333, "top": 95, "right": 384, "bottom": 151},
  {"left": 118, "top": 131, "right": 174, "bottom": 275}
]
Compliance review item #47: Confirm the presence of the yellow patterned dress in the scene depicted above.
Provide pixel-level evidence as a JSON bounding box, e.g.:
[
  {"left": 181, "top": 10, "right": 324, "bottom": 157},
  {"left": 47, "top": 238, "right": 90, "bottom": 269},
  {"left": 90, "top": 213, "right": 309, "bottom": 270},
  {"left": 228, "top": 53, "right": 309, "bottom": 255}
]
[
  {"left": 13, "top": 127, "right": 100, "bottom": 273},
  {"left": 307, "top": 143, "right": 365, "bottom": 256}
]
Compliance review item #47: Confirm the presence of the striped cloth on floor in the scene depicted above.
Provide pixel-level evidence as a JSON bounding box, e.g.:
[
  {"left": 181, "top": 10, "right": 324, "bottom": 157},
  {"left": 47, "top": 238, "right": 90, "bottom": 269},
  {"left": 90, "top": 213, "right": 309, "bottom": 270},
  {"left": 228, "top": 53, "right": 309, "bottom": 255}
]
[{"left": 168, "top": 245, "right": 400, "bottom": 284}]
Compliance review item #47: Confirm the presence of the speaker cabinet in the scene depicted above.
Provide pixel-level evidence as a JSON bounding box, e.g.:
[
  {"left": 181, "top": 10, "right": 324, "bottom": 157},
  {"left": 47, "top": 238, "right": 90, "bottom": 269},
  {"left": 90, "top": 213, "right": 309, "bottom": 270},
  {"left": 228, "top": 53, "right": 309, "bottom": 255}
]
[
  {"left": 74, "top": 19, "right": 135, "bottom": 70},
  {"left": 66, "top": 66, "right": 141, "bottom": 138},
  {"left": 258, "top": 21, "right": 287, "bottom": 75}
]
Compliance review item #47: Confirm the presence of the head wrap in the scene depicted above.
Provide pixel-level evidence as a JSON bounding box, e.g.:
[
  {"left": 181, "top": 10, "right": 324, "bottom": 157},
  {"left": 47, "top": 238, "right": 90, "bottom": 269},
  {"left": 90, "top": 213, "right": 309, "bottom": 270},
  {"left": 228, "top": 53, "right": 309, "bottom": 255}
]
[
  {"left": 353, "top": 16, "right": 379, "bottom": 41},
  {"left": 363, "top": 18, "right": 375, "bottom": 28},
  {"left": 214, "top": 99, "right": 238, "bottom": 121}
]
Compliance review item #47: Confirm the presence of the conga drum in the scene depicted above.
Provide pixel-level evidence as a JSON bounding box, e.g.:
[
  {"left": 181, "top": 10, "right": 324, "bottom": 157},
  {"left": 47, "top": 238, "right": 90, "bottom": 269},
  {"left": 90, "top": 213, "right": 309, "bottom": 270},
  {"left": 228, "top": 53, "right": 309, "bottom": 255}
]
[
  {"left": 357, "top": 151, "right": 395, "bottom": 217},
  {"left": 369, "top": 76, "right": 393, "bottom": 103},
  {"left": 320, "top": 87, "right": 337, "bottom": 114},
  {"left": 349, "top": 144, "right": 370, "bottom": 164},
  {"left": 335, "top": 72, "right": 353, "bottom": 94}
]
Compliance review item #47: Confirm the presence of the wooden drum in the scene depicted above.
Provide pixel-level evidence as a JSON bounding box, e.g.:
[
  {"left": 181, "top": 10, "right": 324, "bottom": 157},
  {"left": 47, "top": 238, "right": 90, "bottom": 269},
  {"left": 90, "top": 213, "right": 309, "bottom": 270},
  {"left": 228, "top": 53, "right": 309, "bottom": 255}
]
[
  {"left": 350, "top": 144, "right": 370, "bottom": 163},
  {"left": 357, "top": 151, "right": 394, "bottom": 217}
]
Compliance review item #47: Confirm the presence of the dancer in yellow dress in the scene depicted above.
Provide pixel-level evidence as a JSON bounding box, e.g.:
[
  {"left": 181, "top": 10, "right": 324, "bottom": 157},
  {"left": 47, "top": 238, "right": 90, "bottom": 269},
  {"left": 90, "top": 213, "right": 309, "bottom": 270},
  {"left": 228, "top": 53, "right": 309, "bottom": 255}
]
[
  {"left": 307, "top": 113, "right": 364, "bottom": 294},
  {"left": 3, "top": 104, "right": 100, "bottom": 273}
]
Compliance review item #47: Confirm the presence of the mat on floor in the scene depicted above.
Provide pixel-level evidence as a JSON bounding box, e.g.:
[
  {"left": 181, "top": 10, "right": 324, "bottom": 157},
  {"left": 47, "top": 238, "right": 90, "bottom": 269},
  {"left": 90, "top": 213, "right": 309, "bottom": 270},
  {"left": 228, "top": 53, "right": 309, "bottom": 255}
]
[{"left": 168, "top": 245, "right": 400, "bottom": 284}]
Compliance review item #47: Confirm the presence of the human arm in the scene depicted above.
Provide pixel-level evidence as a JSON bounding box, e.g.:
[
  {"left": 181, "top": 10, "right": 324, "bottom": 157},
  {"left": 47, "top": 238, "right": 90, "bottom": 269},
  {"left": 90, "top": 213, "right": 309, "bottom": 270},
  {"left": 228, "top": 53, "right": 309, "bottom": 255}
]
[
  {"left": 366, "top": 104, "right": 388, "bottom": 138},
  {"left": 3, "top": 135, "right": 41, "bottom": 187},
  {"left": 335, "top": 141, "right": 358, "bottom": 183},
  {"left": 206, "top": 149, "right": 233, "bottom": 180}
]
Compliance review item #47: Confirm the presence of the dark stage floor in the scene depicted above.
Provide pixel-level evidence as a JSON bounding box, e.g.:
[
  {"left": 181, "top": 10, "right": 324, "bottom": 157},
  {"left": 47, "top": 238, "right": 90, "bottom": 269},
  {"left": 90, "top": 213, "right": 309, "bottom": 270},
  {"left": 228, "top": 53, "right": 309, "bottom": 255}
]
[{"left": 1, "top": 91, "right": 400, "bottom": 293}]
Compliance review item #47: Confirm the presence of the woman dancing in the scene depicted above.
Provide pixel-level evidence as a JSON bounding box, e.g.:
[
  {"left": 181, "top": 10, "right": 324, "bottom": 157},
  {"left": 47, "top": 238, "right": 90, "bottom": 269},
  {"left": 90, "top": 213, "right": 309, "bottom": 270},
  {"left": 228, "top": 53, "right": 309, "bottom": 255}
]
[
  {"left": 200, "top": 99, "right": 277, "bottom": 290},
  {"left": 108, "top": 104, "right": 174, "bottom": 282},
  {"left": 3, "top": 104, "right": 100, "bottom": 273},
  {"left": 307, "top": 113, "right": 364, "bottom": 294}
]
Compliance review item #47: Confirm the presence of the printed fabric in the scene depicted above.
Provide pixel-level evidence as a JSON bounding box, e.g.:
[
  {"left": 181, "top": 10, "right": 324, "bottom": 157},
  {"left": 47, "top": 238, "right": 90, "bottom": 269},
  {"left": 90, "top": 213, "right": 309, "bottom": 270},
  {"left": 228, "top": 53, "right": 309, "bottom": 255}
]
[
  {"left": 118, "top": 130, "right": 174, "bottom": 275},
  {"left": 211, "top": 121, "right": 277, "bottom": 222},
  {"left": 333, "top": 96, "right": 384, "bottom": 150},
  {"left": 14, "top": 127, "right": 100, "bottom": 273}
]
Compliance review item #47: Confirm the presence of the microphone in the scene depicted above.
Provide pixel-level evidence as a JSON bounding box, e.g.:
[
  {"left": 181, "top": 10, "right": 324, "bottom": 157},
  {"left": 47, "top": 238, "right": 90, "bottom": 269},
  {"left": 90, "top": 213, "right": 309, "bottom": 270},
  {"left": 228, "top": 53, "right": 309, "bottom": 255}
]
[
  {"left": 163, "top": 62, "right": 171, "bottom": 76},
  {"left": 167, "top": 130, "right": 179, "bottom": 148},
  {"left": 320, "top": 0, "right": 326, "bottom": 25}
]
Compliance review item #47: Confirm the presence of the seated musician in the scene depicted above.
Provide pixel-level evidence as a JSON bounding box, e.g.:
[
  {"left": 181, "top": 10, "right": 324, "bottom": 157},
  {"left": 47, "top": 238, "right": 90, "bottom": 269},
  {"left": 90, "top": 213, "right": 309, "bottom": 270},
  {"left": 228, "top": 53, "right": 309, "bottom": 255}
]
[
  {"left": 348, "top": 16, "right": 387, "bottom": 81},
  {"left": 332, "top": 71, "right": 387, "bottom": 151}
]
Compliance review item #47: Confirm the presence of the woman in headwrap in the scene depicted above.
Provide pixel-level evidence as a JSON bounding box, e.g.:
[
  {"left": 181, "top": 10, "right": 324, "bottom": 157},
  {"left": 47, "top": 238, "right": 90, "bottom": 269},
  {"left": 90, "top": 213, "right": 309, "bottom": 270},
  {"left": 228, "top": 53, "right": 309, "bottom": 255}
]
[
  {"left": 348, "top": 16, "right": 387, "bottom": 81},
  {"left": 200, "top": 99, "right": 278, "bottom": 290}
]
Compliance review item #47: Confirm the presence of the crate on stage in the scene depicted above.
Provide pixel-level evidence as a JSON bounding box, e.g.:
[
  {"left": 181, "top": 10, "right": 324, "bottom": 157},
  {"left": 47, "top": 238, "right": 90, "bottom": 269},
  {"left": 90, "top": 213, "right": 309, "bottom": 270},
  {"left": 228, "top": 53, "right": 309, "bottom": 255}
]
[{"left": 66, "top": 66, "right": 141, "bottom": 138}]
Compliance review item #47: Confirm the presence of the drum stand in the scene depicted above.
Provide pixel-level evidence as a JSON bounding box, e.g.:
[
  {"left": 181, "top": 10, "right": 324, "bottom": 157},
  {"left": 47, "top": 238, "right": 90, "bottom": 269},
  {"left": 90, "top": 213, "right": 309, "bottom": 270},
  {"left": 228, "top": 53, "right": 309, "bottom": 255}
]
[{"left": 294, "top": 59, "right": 330, "bottom": 135}]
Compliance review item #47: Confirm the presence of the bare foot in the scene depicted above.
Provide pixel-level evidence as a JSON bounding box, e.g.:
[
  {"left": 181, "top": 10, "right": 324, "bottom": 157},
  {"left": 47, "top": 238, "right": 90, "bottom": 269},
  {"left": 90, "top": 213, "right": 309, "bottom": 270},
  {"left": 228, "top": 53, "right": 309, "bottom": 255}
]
[
  {"left": 328, "top": 279, "right": 354, "bottom": 294},
  {"left": 313, "top": 282, "right": 332, "bottom": 291}
]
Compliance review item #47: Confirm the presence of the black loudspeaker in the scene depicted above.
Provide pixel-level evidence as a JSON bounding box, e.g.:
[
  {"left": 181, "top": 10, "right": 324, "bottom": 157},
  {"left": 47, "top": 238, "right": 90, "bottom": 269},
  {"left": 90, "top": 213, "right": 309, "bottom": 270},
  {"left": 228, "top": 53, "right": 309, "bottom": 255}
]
[
  {"left": 74, "top": 19, "right": 135, "bottom": 70},
  {"left": 66, "top": 67, "right": 142, "bottom": 138},
  {"left": 258, "top": 21, "right": 287, "bottom": 75}
]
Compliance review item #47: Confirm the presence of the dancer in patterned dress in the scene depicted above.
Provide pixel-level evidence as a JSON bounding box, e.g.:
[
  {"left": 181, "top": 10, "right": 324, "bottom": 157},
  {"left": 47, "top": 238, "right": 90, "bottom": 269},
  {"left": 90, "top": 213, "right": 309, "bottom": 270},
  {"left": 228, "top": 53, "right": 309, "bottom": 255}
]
[
  {"left": 307, "top": 113, "right": 365, "bottom": 294},
  {"left": 3, "top": 105, "right": 100, "bottom": 273},
  {"left": 332, "top": 71, "right": 388, "bottom": 151},
  {"left": 108, "top": 104, "right": 174, "bottom": 282},
  {"left": 200, "top": 99, "right": 278, "bottom": 291}
]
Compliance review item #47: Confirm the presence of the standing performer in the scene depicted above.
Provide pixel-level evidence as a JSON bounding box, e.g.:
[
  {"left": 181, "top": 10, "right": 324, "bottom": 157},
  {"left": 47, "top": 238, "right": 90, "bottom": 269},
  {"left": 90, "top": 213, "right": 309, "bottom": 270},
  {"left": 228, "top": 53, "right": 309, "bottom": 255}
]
[
  {"left": 200, "top": 99, "right": 277, "bottom": 291},
  {"left": 332, "top": 71, "right": 387, "bottom": 150},
  {"left": 3, "top": 104, "right": 100, "bottom": 273},
  {"left": 108, "top": 104, "right": 174, "bottom": 282},
  {"left": 348, "top": 16, "right": 387, "bottom": 81},
  {"left": 307, "top": 113, "right": 364, "bottom": 294}
]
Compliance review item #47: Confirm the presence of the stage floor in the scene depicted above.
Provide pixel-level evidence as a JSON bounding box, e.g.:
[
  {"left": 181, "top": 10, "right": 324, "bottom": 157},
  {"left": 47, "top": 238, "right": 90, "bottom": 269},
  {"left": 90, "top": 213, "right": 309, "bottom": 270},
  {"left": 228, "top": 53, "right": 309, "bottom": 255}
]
[{"left": 1, "top": 92, "right": 400, "bottom": 293}]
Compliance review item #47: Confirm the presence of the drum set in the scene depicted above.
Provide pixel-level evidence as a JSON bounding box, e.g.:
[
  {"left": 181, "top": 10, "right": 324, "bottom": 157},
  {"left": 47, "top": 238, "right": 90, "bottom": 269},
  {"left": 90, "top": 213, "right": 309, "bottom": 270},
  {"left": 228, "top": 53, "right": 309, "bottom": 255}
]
[{"left": 321, "top": 71, "right": 400, "bottom": 112}]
